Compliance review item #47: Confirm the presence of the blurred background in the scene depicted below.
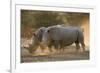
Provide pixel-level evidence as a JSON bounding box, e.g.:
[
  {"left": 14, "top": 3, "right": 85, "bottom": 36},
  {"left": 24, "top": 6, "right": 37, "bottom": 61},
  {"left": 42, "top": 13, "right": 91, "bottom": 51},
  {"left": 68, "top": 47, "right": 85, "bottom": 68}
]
[{"left": 21, "top": 10, "right": 89, "bottom": 47}]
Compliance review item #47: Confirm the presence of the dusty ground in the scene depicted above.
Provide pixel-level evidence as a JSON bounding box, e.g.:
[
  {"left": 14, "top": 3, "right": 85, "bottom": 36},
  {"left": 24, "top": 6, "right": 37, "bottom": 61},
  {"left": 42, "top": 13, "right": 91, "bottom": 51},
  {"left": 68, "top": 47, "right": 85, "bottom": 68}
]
[{"left": 21, "top": 46, "right": 89, "bottom": 63}]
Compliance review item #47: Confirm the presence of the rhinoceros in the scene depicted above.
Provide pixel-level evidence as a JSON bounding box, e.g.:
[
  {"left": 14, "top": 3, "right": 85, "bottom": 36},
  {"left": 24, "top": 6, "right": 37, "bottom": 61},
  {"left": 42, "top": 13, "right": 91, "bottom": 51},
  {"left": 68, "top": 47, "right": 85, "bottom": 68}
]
[
  {"left": 28, "top": 26, "right": 56, "bottom": 53},
  {"left": 28, "top": 27, "right": 47, "bottom": 53},
  {"left": 42, "top": 26, "right": 85, "bottom": 52}
]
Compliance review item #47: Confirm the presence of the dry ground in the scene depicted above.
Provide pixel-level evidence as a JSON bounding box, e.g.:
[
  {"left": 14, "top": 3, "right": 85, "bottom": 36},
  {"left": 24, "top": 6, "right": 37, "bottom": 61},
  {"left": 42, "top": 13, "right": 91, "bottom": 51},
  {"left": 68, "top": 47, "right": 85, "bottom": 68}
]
[{"left": 21, "top": 46, "right": 89, "bottom": 63}]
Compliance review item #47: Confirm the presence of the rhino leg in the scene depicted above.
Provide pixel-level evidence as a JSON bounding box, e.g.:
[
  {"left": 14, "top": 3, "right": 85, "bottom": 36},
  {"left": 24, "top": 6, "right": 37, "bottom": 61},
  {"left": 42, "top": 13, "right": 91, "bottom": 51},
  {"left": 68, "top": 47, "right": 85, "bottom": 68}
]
[
  {"left": 48, "top": 43, "right": 53, "bottom": 52},
  {"left": 80, "top": 42, "right": 85, "bottom": 51},
  {"left": 28, "top": 44, "right": 38, "bottom": 53},
  {"left": 59, "top": 43, "right": 64, "bottom": 52},
  {"left": 53, "top": 41, "right": 60, "bottom": 53},
  {"left": 75, "top": 42, "right": 80, "bottom": 51},
  {"left": 47, "top": 40, "right": 55, "bottom": 52},
  {"left": 78, "top": 30, "right": 85, "bottom": 51}
]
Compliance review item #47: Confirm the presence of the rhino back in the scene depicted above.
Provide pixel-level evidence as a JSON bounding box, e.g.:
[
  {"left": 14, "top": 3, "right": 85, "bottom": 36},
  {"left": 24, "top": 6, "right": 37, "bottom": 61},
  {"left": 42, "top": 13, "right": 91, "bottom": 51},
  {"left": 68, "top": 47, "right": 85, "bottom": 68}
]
[{"left": 48, "top": 27, "right": 79, "bottom": 43}]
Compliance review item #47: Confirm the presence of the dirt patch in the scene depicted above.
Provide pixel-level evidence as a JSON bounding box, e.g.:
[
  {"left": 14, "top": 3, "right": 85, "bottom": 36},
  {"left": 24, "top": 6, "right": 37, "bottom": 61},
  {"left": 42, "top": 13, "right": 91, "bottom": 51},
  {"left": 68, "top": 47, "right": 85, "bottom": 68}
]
[{"left": 21, "top": 48, "right": 89, "bottom": 63}]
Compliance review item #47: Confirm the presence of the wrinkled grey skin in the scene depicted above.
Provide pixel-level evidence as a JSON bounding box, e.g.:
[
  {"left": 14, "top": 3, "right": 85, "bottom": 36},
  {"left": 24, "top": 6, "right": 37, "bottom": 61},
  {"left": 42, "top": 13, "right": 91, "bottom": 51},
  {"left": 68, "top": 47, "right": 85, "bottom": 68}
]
[
  {"left": 29, "top": 27, "right": 47, "bottom": 53},
  {"left": 42, "top": 26, "right": 85, "bottom": 52},
  {"left": 29, "top": 25, "right": 63, "bottom": 53}
]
